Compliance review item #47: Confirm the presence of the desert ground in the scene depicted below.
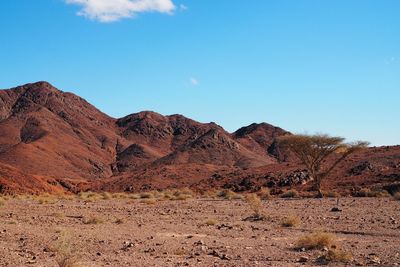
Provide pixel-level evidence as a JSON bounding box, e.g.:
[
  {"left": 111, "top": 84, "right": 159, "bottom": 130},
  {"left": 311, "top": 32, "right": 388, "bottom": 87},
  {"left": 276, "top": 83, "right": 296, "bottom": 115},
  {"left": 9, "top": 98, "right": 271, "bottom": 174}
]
[{"left": 0, "top": 195, "right": 399, "bottom": 267}]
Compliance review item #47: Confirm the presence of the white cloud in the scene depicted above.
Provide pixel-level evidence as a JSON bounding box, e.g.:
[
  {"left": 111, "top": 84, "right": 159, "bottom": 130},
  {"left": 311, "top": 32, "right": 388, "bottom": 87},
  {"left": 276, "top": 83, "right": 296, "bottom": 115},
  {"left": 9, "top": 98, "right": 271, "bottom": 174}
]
[
  {"left": 65, "top": 0, "right": 176, "bottom": 22},
  {"left": 190, "top": 77, "right": 199, "bottom": 86}
]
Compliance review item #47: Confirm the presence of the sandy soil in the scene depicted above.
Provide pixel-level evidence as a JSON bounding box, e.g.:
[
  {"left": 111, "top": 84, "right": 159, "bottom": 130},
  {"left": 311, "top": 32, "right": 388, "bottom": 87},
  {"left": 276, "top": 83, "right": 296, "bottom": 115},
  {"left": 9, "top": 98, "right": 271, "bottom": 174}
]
[{"left": 0, "top": 197, "right": 399, "bottom": 267}]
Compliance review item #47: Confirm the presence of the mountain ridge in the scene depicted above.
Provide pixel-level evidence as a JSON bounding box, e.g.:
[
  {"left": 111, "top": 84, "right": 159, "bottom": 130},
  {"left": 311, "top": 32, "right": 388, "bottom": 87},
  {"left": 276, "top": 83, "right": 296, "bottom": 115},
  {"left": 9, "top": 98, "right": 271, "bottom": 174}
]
[{"left": 0, "top": 82, "right": 399, "bottom": 194}]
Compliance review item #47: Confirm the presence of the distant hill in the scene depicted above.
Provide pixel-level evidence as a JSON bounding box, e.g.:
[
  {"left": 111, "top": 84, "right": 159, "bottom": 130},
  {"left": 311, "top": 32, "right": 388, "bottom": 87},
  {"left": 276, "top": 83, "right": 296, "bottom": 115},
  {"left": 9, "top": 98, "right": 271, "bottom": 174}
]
[{"left": 0, "top": 82, "right": 399, "bottom": 194}]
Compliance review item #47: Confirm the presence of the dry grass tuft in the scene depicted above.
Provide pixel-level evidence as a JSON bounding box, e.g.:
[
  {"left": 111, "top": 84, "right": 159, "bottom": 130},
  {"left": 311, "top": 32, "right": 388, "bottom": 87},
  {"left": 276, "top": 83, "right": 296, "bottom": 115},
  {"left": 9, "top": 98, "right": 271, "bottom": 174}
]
[
  {"left": 35, "top": 194, "right": 58, "bottom": 204},
  {"left": 140, "top": 198, "right": 157, "bottom": 205},
  {"left": 353, "top": 188, "right": 389, "bottom": 198},
  {"left": 139, "top": 192, "right": 154, "bottom": 199},
  {"left": 257, "top": 187, "right": 272, "bottom": 200},
  {"left": 324, "top": 191, "right": 340, "bottom": 198},
  {"left": 245, "top": 193, "right": 265, "bottom": 218},
  {"left": 201, "top": 189, "right": 219, "bottom": 199},
  {"left": 296, "top": 232, "right": 336, "bottom": 250},
  {"left": 78, "top": 191, "right": 103, "bottom": 201},
  {"left": 281, "top": 189, "right": 299, "bottom": 198},
  {"left": 281, "top": 215, "right": 301, "bottom": 228},
  {"left": 51, "top": 212, "right": 65, "bottom": 218},
  {"left": 393, "top": 192, "right": 400, "bottom": 201},
  {"left": 204, "top": 218, "right": 218, "bottom": 226},
  {"left": 0, "top": 196, "right": 7, "bottom": 207},
  {"left": 218, "top": 189, "right": 242, "bottom": 200},
  {"left": 83, "top": 216, "right": 103, "bottom": 225},
  {"left": 320, "top": 248, "right": 353, "bottom": 263},
  {"left": 50, "top": 231, "right": 80, "bottom": 267}
]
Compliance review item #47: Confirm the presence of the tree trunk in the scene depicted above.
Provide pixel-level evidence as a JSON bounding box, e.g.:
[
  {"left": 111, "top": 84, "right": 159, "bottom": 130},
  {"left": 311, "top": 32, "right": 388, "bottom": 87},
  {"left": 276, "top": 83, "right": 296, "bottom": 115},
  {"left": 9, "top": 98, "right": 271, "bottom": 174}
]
[{"left": 315, "top": 176, "right": 323, "bottom": 198}]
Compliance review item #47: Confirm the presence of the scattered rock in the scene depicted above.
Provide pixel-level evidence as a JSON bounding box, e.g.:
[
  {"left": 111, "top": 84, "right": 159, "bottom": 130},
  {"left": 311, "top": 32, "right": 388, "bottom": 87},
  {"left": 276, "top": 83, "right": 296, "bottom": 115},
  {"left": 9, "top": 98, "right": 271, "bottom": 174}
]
[
  {"left": 297, "top": 256, "right": 309, "bottom": 263},
  {"left": 209, "top": 250, "right": 231, "bottom": 260}
]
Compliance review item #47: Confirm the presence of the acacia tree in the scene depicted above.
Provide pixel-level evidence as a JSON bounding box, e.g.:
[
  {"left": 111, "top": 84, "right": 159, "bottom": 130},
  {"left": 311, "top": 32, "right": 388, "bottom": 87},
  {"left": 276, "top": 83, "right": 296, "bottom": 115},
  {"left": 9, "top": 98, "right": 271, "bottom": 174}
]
[{"left": 278, "top": 134, "right": 369, "bottom": 197}]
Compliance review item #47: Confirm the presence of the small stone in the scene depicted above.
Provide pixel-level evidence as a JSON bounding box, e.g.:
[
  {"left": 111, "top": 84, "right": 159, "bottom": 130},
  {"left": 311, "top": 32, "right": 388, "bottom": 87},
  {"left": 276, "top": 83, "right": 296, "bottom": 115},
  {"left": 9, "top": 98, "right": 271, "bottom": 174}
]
[
  {"left": 200, "top": 246, "right": 208, "bottom": 253},
  {"left": 331, "top": 207, "right": 342, "bottom": 212},
  {"left": 194, "top": 240, "right": 205, "bottom": 246},
  {"left": 298, "top": 256, "right": 309, "bottom": 263},
  {"left": 368, "top": 254, "right": 381, "bottom": 265}
]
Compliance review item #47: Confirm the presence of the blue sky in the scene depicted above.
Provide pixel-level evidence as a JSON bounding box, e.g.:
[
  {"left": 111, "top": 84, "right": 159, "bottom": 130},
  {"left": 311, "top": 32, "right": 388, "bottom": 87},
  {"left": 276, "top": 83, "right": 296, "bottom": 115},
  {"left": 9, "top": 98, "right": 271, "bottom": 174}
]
[{"left": 1, "top": 0, "right": 399, "bottom": 146}]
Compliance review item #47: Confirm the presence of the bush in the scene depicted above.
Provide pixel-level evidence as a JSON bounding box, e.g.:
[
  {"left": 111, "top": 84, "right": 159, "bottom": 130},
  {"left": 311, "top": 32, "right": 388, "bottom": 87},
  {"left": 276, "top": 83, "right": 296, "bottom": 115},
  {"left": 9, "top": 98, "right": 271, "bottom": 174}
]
[
  {"left": 319, "top": 249, "right": 353, "bottom": 263},
  {"left": 204, "top": 218, "right": 218, "bottom": 226},
  {"left": 218, "top": 189, "right": 242, "bottom": 200},
  {"left": 281, "top": 215, "right": 300, "bottom": 228},
  {"left": 281, "top": 189, "right": 299, "bottom": 198},
  {"left": 78, "top": 191, "right": 102, "bottom": 201},
  {"left": 140, "top": 198, "right": 157, "bottom": 205},
  {"left": 0, "top": 197, "right": 7, "bottom": 207},
  {"left": 50, "top": 232, "right": 80, "bottom": 267},
  {"left": 245, "top": 193, "right": 263, "bottom": 217},
  {"left": 353, "top": 188, "right": 389, "bottom": 198},
  {"left": 139, "top": 192, "right": 154, "bottom": 199},
  {"left": 83, "top": 216, "right": 103, "bottom": 225},
  {"left": 257, "top": 187, "right": 272, "bottom": 200},
  {"left": 36, "top": 194, "right": 58, "bottom": 204},
  {"left": 296, "top": 232, "right": 336, "bottom": 250},
  {"left": 324, "top": 191, "right": 340, "bottom": 198}
]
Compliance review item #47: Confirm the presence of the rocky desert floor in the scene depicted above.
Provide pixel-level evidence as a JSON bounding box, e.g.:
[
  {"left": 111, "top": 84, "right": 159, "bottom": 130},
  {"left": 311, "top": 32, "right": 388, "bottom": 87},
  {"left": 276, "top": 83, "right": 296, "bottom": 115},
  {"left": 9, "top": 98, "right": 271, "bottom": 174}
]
[{"left": 0, "top": 196, "right": 399, "bottom": 267}]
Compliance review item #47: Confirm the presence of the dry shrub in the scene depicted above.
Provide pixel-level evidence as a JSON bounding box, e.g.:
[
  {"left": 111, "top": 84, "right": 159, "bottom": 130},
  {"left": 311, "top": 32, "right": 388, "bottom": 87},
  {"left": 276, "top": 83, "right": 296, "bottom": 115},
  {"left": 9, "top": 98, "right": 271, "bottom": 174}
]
[
  {"left": 0, "top": 196, "right": 7, "bottom": 206},
  {"left": 140, "top": 198, "right": 157, "bottom": 205},
  {"left": 78, "top": 191, "right": 102, "bottom": 201},
  {"left": 139, "top": 192, "right": 154, "bottom": 199},
  {"left": 324, "top": 191, "right": 340, "bottom": 198},
  {"left": 170, "top": 189, "right": 192, "bottom": 201},
  {"left": 202, "top": 189, "right": 219, "bottom": 199},
  {"left": 128, "top": 193, "right": 141, "bottom": 200},
  {"left": 353, "top": 188, "right": 389, "bottom": 198},
  {"left": 173, "top": 247, "right": 186, "bottom": 256},
  {"left": 179, "top": 187, "right": 194, "bottom": 195},
  {"left": 296, "top": 232, "right": 336, "bottom": 250},
  {"left": 83, "top": 216, "right": 103, "bottom": 225},
  {"left": 257, "top": 187, "right": 272, "bottom": 200},
  {"left": 204, "top": 218, "right": 218, "bottom": 226},
  {"left": 281, "top": 189, "right": 299, "bottom": 198},
  {"left": 218, "top": 189, "right": 242, "bottom": 200},
  {"left": 50, "top": 231, "right": 80, "bottom": 267},
  {"left": 36, "top": 194, "right": 58, "bottom": 204},
  {"left": 100, "top": 192, "right": 112, "bottom": 200},
  {"left": 394, "top": 192, "right": 400, "bottom": 201},
  {"left": 245, "top": 193, "right": 263, "bottom": 217},
  {"left": 281, "top": 215, "right": 300, "bottom": 228},
  {"left": 320, "top": 249, "right": 353, "bottom": 263}
]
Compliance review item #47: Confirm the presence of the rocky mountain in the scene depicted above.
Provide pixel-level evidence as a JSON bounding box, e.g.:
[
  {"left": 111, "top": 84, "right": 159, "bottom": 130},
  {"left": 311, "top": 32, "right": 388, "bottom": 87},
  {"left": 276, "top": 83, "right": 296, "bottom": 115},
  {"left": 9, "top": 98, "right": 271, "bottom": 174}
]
[{"left": 0, "top": 82, "right": 399, "bottom": 194}]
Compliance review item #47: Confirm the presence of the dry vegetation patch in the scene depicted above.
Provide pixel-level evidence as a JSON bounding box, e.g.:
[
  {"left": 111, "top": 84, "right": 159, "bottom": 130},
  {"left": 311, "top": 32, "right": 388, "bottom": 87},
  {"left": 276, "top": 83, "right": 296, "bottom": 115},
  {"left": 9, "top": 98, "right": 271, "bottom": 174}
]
[
  {"left": 83, "top": 216, "right": 104, "bottom": 225},
  {"left": 243, "top": 193, "right": 268, "bottom": 221},
  {"left": 48, "top": 231, "right": 80, "bottom": 267},
  {"left": 318, "top": 248, "right": 353, "bottom": 263},
  {"left": 281, "top": 215, "right": 300, "bottom": 228},
  {"left": 281, "top": 189, "right": 299, "bottom": 198},
  {"left": 36, "top": 194, "right": 59, "bottom": 204},
  {"left": 204, "top": 218, "right": 218, "bottom": 226},
  {"left": 296, "top": 232, "right": 336, "bottom": 250},
  {"left": 353, "top": 188, "right": 390, "bottom": 198},
  {"left": 218, "top": 189, "right": 243, "bottom": 200},
  {"left": 257, "top": 187, "right": 272, "bottom": 200}
]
